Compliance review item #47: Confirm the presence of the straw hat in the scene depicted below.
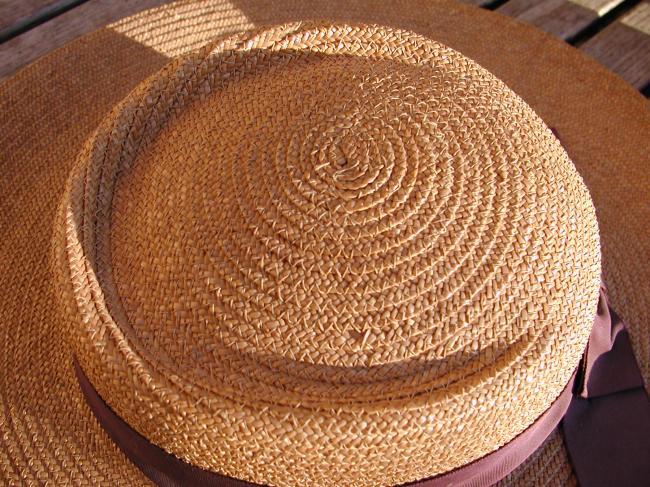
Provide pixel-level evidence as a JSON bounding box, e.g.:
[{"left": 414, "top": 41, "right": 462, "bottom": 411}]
[{"left": 1, "top": 2, "right": 648, "bottom": 486}]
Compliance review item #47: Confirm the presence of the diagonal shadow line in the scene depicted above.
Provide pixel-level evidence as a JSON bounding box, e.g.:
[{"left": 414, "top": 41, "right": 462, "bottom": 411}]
[
  {"left": 640, "top": 80, "right": 650, "bottom": 97},
  {"left": 483, "top": 0, "right": 511, "bottom": 10},
  {"left": 567, "top": 0, "right": 642, "bottom": 45},
  {"left": 0, "top": 0, "right": 90, "bottom": 44}
]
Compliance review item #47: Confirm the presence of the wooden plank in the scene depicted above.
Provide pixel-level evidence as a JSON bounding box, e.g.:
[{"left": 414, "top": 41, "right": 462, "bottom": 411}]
[
  {"left": 0, "top": 0, "right": 172, "bottom": 80},
  {"left": 581, "top": 0, "right": 650, "bottom": 89},
  {"left": 0, "top": 1, "right": 58, "bottom": 32},
  {"left": 498, "top": 0, "right": 625, "bottom": 40},
  {"left": 0, "top": 0, "right": 89, "bottom": 43}
]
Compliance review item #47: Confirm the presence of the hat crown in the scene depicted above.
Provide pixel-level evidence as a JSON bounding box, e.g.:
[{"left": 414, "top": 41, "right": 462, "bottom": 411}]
[{"left": 55, "top": 22, "right": 600, "bottom": 486}]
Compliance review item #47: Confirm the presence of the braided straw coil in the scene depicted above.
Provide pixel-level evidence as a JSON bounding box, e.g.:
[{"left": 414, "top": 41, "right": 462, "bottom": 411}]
[{"left": 53, "top": 22, "right": 601, "bottom": 487}]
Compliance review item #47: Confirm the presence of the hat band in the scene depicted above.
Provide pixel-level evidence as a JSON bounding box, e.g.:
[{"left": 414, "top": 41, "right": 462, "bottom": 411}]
[{"left": 72, "top": 287, "right": 650, "bottom": 486}]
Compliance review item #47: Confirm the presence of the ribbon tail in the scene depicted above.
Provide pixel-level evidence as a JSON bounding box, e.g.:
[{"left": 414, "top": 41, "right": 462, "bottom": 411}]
[{"left": 562, "top": 288, "right": 650, "bottom": 487}]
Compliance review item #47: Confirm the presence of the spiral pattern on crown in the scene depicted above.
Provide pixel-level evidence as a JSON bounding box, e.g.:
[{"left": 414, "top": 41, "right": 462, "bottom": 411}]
[
  {"left": 57, "top": 22, "right": 600, "bottom": 486},
  {"left": 111, "top": 32, "right": 563, "bottom": 388}
]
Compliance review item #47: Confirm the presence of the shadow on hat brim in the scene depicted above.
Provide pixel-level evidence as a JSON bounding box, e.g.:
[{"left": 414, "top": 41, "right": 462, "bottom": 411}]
[{"left": 0, "top": 0, "right": 648, "bottom": 485}]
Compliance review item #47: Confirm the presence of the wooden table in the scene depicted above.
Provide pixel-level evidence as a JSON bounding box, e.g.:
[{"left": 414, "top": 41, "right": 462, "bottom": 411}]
[{"left": 0, "top": 0, "right": 648, "bottom": 95}]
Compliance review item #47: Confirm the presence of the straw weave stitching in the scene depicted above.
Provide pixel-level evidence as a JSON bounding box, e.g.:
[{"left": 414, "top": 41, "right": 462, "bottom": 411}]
[{"left": 53, "top": 22, "right": 600, "bottom": 487}]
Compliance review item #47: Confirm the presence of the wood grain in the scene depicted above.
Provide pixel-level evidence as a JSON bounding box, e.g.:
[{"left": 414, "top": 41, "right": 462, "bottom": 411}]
[
  {"left": 498, "top": 0, "right": 624, "bottom": 39},
  {"left": 0, "top": 0, "right": 172, "bottom": 80},
  {"left": 0, "top": 0, "right": 58, "bottom": 32},
  {"left": 581, "top": 0, "right": 650, "bottom": 88}
]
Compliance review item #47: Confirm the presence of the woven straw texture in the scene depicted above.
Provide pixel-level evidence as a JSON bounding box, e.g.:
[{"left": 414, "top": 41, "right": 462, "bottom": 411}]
[
  {"left": 52, "top": 21, "right": 599, "bottom": 486},
  {"left": 1, "top": 1, "right": 648, "bottom": 486}
]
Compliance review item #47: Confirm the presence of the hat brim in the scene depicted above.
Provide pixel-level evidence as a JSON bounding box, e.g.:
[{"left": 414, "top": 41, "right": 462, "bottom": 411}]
[{"left": 0, "top": 0, "right": 648, "bottom": 485}]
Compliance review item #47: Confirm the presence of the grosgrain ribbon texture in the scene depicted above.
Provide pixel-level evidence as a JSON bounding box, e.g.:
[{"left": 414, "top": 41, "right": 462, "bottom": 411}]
[
  {"left": 561, "top": 287, "right": 650, "bottom": 487},
  {"left": 73, "top": 288, "right": 650, "bottom": 487}
]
